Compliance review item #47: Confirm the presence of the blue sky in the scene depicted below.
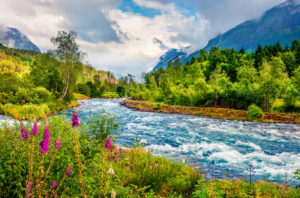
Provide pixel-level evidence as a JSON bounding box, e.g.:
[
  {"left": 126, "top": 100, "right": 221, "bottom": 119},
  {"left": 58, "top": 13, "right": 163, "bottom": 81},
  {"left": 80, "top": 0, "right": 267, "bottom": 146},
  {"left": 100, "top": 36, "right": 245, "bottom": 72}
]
[{"left": 0, "top": 0, "right": 287, "bottom": 78}]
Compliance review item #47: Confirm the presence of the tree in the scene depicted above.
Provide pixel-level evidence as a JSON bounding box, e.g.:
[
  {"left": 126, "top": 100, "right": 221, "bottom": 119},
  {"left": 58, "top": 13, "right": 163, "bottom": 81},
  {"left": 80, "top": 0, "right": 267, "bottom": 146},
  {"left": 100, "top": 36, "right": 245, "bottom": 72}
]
[
  {"left": 116, "top": 86, "right": 125, "bottom": 97},
  {"left": 208, "top": 65, "right": 232, "bottom": 106},
  {"left": 49, "top": 31, "right": 85, "bottom": 101},
  {"left": 149, "top": 76, "right": 158, "bottom": 90},
  {"left": 30, "top": 54, "right": 63, "bottom": 97},
  {"left": 255, "top": 44, "right": 263, "bottom": 68},
  {"left": 259, "top": 57, "right": 289, "bottom": 112}
]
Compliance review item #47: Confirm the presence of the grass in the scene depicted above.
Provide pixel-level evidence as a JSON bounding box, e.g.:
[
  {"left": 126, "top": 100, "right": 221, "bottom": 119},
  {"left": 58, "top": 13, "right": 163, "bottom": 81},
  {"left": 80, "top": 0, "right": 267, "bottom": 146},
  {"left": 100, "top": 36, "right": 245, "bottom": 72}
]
[
  {"left": 101, "top": 92, "right": 120, "bottom": 98},
  {"left": 272, "top": 99, "right": 300, "bottom": 113},
  {"left": 0, "top": 100, "right": 78, "bottom": 120},
  {"left": 74, "top": 93, "right": 91, "bottom": 100}
]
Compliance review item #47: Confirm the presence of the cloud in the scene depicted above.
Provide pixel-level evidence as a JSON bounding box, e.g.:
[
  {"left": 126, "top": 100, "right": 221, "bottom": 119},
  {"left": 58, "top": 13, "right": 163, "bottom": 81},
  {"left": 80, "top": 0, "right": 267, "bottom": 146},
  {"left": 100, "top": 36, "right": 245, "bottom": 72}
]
[{"left": 0, "top": 0, "right": 288, "bottom": 79}]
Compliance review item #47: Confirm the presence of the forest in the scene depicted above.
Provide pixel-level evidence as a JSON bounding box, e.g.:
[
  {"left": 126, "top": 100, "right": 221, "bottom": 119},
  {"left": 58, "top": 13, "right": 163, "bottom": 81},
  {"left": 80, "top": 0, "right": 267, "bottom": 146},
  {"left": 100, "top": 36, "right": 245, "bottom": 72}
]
[
  {"left": 0, "top": 31, "right": 118, "bottom": 119},
  {"left": 121, "top": 41, "right": 300, "bottom": 116}
]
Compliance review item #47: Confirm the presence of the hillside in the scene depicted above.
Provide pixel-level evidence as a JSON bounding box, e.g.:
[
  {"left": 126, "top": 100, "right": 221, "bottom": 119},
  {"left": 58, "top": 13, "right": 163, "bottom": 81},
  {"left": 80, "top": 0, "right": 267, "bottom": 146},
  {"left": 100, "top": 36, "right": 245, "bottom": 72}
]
[
  {"left": 154, "top": 0, "right": 300, "bottom": 70},
  {"left": 203, "top": 0, "right": 300, "bottom": 51}
]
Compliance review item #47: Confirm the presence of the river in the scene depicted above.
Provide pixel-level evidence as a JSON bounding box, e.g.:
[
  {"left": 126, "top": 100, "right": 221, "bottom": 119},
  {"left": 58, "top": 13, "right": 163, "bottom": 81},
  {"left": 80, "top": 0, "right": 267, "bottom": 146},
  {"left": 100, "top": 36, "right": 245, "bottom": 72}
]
[{"left": 1, "top": 99, "right": 300, "bottom": 186}]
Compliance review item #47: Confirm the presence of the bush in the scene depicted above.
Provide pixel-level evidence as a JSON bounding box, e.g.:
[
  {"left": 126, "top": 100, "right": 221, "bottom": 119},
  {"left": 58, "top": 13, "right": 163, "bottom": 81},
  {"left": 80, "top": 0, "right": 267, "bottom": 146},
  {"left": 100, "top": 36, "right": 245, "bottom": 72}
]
[
  {"left": 116, "top": 86, "right": 125, "bottom": 97},
  {"left": 154, "top": 103, "right": 162, "bottom": 110},
  {"left": 247, "top": 104, "right": 264, "bottom": 120},
  {"left": 14, "top": 88, "right": 31, "bottom": 104},
  {"left": 34, "top": 87, "right": 52, "bottom": 103}
]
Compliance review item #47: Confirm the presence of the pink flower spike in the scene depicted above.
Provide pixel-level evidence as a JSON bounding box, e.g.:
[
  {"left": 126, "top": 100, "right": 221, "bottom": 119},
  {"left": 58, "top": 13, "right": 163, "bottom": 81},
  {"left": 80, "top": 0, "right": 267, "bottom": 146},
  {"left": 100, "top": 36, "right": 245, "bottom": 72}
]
[
  {"left": 52, "top": 181, "right": 57, "bottom": 189},
  {"left": 55, "top": 140, "right": 61, "bottom": 150},
  {"left": 105, "top": 137, "right": 111, "bottom": 150},
  {"left": 20, "top": 124, "right": 28, "bottom": 140},
  {"left": 39, "top": 123, "right": 50, "bottom": 155},
  {"left": 66, "top": 165, "right": 71, "bottom": 176},
  {"left": 72, "top": 108, "right": 80, "bottom": 127},
  {"left": 30, "top": 121, "right": 38, "bottom": 136}
]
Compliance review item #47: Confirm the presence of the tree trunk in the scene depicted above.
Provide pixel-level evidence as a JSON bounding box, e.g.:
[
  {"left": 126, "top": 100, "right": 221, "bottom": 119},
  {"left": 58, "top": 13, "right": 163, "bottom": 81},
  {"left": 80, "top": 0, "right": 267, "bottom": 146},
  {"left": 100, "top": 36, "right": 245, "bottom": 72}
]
[
  {"left": 60, "top": 73, "right": 70, "bottom": 100},
  {"left": 264, "top": 96, "right": 269, "bottom": 112}
]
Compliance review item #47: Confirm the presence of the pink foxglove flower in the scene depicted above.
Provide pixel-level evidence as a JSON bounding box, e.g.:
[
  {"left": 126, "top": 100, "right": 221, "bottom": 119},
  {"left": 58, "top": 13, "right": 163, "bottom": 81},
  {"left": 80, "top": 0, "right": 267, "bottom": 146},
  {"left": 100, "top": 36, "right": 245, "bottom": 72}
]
[
  {"left": 52, "top": 181, "right": 57, "bottom": 189},
  {"left": 39, "top": 124, "right": 50, "bottom": 155},
  {"left": 72, "top": 108, "right": 80, "bottom": 127},
  {"left": 54, "top": 140, "right": 61, "bottom": 150},
  {"left": 105, "top": 137, "right": 111, "bottom": 150},
  {"left": 20, "top": 124, "right": 28, "bottom": 140},
  {"left": 66, "top": 165, "right": 71, "bottom": 176},
  {"left": 30, "top": 121, "right": 38, "bottom": 136},
  {"left": 107, "top": 167, "right": 114, "bottom": 175}
]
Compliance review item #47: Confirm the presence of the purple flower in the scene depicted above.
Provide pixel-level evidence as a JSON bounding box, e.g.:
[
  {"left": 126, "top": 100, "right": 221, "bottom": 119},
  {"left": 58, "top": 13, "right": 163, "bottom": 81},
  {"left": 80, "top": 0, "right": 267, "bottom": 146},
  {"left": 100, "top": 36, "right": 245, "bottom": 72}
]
[
  {"left": 30, "top": 121, "right": 38, "bottom": 136},
  {"left": 28, "top": 182, "right": 32, "bottom": 190},
  {"left": 39, "top": 124, "right": 50, "bottom": 155},
  {"left": 52, "top": 181, "right": 57, "bottom": 189},
  {"left": 105, "top": 137, "right": 111, "bottom": 150},
  {"left": 20, "top": 124, "right": 28, "bottom": 140},
  {"left": 66, "top": 165, "right": 71, "bottom": 176},
  {"left": 72, "top": 108, "right": 80, "bottom": 127},
  {"left": 54, "top": 140, "right": 61, "bottom": 150}
]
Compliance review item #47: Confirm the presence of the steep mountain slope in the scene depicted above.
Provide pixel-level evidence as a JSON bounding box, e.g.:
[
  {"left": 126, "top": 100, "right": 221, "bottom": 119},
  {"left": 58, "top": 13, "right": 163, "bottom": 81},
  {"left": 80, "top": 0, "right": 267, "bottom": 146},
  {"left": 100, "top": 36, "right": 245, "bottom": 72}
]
[
  {"left": 204, "top": 0, "right": 300, "bottom": 52},
  {"left": 0, "top": 27, "right": 41, "bottom": 52},
  {"left": 154, "top": 0, "right": 300, "bottom": 69},
  {"left": 152, "top": 48, "right": 188, "bottom": 71}
]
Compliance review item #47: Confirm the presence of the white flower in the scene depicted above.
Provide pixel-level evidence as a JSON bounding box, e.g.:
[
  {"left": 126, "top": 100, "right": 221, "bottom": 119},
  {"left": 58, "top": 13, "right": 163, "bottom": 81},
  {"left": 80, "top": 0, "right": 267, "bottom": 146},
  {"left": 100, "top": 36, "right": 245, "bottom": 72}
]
[
  {"left": 111, "top": 189, "right": 116, "bottom": 198},
  {"left": 107, "top": 167, "right": 114, "bottom": 175}
]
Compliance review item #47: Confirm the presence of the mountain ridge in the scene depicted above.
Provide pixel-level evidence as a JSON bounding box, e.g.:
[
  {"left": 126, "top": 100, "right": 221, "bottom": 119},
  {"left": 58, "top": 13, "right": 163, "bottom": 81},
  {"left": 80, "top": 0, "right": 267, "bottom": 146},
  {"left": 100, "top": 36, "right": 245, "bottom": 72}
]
[
  {"left": 153, "top": 0, "right": 300, "bottom": 71},
  {"left": 0, "top": 27, "right": 41, "bottom": 53}
]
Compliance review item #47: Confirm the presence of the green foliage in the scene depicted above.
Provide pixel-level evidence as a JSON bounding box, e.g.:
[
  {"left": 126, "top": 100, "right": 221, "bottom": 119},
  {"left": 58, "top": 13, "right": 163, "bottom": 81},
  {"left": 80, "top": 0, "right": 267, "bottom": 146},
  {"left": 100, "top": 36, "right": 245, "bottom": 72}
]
[
  {"left": 247, "top": 104, "right": 264, "bottom": 120},
  {"left": 116, "top": 85, "right": 126, "bottom": 97},
  {"left": 124, "top": 40, "right": 300, "bottom": 113},
  {"left": 87, "top": 111, "right": 119, "bottom": 143},
  {"left": 0, "top": 115, "right": 201, "bottom": 197}
]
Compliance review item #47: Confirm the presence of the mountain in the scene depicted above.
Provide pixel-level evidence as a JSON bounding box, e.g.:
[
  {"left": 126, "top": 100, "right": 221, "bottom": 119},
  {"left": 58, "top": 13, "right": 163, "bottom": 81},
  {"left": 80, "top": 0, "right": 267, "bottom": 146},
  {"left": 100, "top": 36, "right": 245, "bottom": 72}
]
[
  {"left": 203, "top": 0, "right": 300, "bottom": 52},
  {"left": 152, "top": 48, "right": 188, "bottom": 71},
  {"left": 0, "top": 27, "right": 41, "bottom": 52}
]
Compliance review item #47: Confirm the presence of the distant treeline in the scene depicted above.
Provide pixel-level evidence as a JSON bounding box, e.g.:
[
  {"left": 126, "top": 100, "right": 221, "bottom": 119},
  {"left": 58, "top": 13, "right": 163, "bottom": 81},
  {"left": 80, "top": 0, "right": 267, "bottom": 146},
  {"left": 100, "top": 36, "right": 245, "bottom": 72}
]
[{"left": 122, "top": 40, "right": 300, "bottom": 113}]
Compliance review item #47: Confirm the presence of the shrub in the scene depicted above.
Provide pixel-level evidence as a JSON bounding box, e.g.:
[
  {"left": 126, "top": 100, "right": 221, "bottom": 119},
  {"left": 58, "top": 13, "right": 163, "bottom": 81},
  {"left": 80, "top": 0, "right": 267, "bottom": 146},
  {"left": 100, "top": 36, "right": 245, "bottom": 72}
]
[
  {"left": 116, "top": 86, "right": 125, "bottom": 97},
  {"left": 14, "top": 88, "right": 31, "bottom": 104},
  {"left": 34, "top": 87, "right": 52, "bottom": 103},
  {"left": 247, "top": 104, "right": 264, "bottom": 120},
  {"left": 154, "top": 103, "right": 162, "bottom": 110}
]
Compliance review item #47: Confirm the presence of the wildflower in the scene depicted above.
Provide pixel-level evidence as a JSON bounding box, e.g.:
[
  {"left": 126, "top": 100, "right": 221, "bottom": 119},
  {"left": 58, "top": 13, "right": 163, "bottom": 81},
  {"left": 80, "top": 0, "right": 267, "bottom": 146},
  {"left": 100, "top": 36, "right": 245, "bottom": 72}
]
[
  {"left": 66, "top": 165, "right": 71, "bottom": 176},
  {"left": 30, "top": 121, "right": 38, "bottom": 136},
  {"left": 72, "top": 108, "right": 80, "bottom": 127},
  {"left": 107, "top": 167, "right": 114, "bottom": 175},
  {"left": 39, "top": 123, "right": 50, "bottom": 155},
  {"left": 105, "top": 137, "right": 111, "bottom": 150},
  {"left": 20, "top": 124, "right": 28, "bottom": 140},
  {"left": 52, "top": 181, "right": 57, "bottom": 189},
  {"left": 111, "top": 189, "right": 116, "bottom": 198},
  {"left": 182, "top": 159, "right": 185, "bottom": 164},
  {"left": 28, "top": 182, "right": 32, "bottom": 190},
  {"left": 54, "top": 140, "right": 61, "bottom": 150}
]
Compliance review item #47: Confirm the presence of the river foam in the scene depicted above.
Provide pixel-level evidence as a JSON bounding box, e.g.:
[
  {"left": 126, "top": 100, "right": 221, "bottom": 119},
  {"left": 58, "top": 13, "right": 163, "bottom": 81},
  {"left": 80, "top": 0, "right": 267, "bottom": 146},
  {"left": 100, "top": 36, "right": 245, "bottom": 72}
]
[{"left": 61, "top": 99, "right": 300, "bottom": 186}]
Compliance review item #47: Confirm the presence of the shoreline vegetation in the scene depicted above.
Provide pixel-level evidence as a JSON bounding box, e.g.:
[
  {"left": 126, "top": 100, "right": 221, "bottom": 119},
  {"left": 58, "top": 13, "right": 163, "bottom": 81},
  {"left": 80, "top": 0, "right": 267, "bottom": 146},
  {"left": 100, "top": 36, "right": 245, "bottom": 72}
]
[
  {"left": 0, "top": 110, "right": 299, "bottom": 197},
  {"left": 121, "top": 99, "right": 300, "bottom": 125},
  {"left": 0, "top": 93, "right": 121, "bottom": 120}
]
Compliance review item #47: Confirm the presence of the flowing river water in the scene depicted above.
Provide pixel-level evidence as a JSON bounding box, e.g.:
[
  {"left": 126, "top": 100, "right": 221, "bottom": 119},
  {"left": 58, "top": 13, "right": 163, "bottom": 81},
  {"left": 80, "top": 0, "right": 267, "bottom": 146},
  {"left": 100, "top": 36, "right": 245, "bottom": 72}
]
[{"left": 1, "top": 98, "right": 300, "bottom": 186}]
